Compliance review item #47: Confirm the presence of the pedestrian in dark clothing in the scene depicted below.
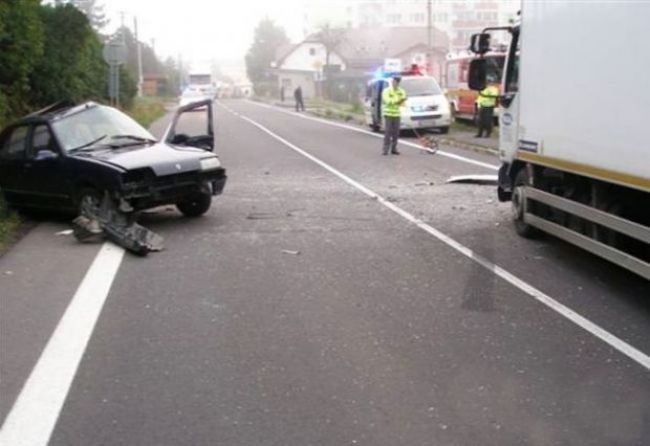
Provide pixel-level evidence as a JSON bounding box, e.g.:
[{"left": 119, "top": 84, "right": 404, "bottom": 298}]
[
  {"left": 280, "top": 86, "right": 285, "bottom": 102},
  {"left": 294, "top": 86, "right": 305, "bottom": 111}
]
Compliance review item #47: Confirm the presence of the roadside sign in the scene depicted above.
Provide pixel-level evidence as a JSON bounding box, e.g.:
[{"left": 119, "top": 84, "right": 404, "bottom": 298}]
[
  {"left": 384, "top": 58, "right": 402, "bottom": 73},
  {"left": 102, "top": 42, "right": 127, "bottom": 66},
  {"left": 103, "top": 40, "right": 127, "bottom": 107}
]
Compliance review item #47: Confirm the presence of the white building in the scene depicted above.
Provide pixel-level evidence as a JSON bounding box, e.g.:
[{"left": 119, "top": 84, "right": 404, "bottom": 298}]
[{"left": 300, "top": 0, "right": 519, "bottom": 52}]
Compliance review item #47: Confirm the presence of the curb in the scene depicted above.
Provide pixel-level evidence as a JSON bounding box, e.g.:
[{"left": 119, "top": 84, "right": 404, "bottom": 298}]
[{"left": 436, "top": 137, "right": 499, "bottom": 157}]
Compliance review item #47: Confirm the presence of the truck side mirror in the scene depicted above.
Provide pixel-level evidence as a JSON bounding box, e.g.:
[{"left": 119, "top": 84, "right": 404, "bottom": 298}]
[
  {"left": 468, "top": 59, "right": 487, "bottom": 91},
  {"left": 470, "top": 33, "right": 491, "bottom": 55}
]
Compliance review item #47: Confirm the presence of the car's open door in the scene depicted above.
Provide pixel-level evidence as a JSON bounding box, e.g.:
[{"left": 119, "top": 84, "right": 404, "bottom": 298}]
[{"left": 164, "top": 99, "right": 214, "bottom": 151}]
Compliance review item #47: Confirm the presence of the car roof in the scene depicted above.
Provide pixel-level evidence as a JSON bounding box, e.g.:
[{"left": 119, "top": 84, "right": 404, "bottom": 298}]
[{"left": 6, "top": 101, "right": 101, "bottom": 128}]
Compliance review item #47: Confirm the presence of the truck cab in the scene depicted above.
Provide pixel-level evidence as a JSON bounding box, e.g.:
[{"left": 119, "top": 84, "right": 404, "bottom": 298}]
[{"left": 467, "top": 3, "right": 649, "bottom": 279}]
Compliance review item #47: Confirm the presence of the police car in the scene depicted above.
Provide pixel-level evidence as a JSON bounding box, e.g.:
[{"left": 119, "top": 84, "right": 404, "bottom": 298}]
[{"left": 364, "top": 65, "right": 452, "bottom": 134}]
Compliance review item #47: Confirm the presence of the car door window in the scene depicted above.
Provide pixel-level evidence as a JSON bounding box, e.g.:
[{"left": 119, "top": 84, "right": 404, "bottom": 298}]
[
  {"left": 0, "top": 126, "right": 29, "bottom": 161},
  {"left": 29, "top": 125, "right": 54, "bottom": 159}
]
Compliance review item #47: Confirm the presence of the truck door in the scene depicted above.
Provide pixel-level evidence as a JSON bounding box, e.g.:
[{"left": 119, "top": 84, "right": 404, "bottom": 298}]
[{"left": 499, "top": 27, "right": 521, "bottom": 163}]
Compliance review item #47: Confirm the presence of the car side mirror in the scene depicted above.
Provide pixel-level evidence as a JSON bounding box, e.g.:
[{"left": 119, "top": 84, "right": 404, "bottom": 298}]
[
  {"left": 468, "top": 59, "right": 487, "bottom": 91},
  {"left": 35, "top": 149, "right": 59, "bottom": 161},
  {"left": 470, "top": 33, "right": 491, "bottom": 55}
]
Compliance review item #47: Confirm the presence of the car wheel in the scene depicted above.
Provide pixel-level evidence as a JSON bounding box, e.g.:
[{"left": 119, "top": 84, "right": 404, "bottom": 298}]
[
  {"left": 76, "top": 188, "right": 103, "bottom": 215},
  {"left": 512, "top": 169, "right": 540, "bottom": 238},
  {"left": 177, "top": 192, "right": 212, "bottom": 217},
  {"left": 438, "top": 126, "right": 450, "bottom": 134}
]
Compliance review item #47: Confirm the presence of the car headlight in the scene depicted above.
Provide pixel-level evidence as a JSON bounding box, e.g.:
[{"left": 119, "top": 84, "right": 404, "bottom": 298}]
[{"left": 200, "top": 157, "right": 221, "bottom": 171}]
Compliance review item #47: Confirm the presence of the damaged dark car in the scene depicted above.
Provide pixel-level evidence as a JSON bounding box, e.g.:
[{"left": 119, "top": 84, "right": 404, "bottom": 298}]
[{"left": 0, "top": 99, "right": 226, "bottom": 219}]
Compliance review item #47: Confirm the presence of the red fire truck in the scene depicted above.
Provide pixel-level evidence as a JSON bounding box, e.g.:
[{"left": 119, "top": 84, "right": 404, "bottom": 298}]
[{"left": 445, "top": 51, "right": 505, "bottom": 122}]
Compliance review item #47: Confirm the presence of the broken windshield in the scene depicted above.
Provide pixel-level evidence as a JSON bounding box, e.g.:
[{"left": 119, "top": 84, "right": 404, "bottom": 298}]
[{"left": 53, "top": 105, "right": 156, "bottom": 152}]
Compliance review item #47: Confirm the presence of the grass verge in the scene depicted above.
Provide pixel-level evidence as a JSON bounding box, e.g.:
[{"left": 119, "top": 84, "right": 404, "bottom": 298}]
[
  {"left": 0, "top": 196, "right": 21, "bottom": 253},
  {"left": 126, "top": 96, "right": 168, "bottom": 128}
]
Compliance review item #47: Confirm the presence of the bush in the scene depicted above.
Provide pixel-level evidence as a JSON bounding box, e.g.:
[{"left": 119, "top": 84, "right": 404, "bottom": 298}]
[{"left": 0, "top": 194, "right": 20, "bottom": 251}]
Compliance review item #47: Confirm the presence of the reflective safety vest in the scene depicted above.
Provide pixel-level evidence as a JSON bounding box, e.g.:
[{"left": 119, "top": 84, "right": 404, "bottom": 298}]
[
  {"left": 477, "top": 85, "right": 499, "bottom": 108},
  {"left": 382, "top": 85, "right": 407, "bottom": 117}
]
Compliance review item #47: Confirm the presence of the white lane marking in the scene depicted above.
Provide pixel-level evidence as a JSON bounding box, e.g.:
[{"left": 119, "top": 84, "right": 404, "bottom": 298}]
[
  {"left": 0, "top": 243, "right": 125, "bottom": 446},
  {"left": 219, "top": 103, "right": 650, "bottom": 372},
  {"left": 243, "top": 99, "right": 499, "bottom": 171}
]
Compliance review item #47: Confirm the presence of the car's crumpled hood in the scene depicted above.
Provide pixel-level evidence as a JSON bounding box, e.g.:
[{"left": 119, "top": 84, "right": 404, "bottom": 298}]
[{"left": 72, "top": 142, "right": 211, "bottom": 176}]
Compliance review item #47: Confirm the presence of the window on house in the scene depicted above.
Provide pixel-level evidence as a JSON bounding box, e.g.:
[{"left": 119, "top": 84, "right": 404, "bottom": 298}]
[
  {"left": 410, "top": 13, "right": 424, "bottom": 24},
  {"left": 387, "top": 13, "right": 402, "bottom": 24},
  {"left": 309, "top": 48, "right": 316, "bottom": 56}
]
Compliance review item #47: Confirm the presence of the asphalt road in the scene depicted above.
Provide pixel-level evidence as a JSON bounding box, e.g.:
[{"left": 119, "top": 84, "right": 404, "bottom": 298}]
[{"left": 1, "top": 99, "right": 649, "bottom": 445}]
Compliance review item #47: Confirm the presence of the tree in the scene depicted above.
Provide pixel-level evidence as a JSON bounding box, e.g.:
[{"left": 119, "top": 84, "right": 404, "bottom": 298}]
[
  {"left": 315, "top": 24, "right": 346, "bottom": 100},
  {"left": 29, "top": 4, "right": 136, "bottom": 109},
  {"left": 55, "top": 0, "right": 108, "bottom": 31},
  {"left": 316, "top": 24, "right": 345, "bottom": 70},
  {"left": 245, "top": 18, "right": 288, "bottom": 92},
  {"left": 0, "top": 0, "right": 44, "bottom": 125},
  {"left": 30, "top": 4, "right": 106, "bottom": 105}
]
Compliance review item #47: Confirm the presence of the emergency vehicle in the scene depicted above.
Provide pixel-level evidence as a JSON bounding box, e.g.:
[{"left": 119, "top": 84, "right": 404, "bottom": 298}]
[
  {"left": 445, "top": 51, "right": 505, "bottom": 122},
  {"left": 364, "top": 64, "right": 452, "bottom": 134}
]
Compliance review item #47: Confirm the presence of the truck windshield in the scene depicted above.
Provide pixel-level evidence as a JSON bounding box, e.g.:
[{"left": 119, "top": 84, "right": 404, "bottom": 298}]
[
  {"left": 189, "top": 74, "right": 211, "bottom": 85},
  {"left": 52, "top": 105, "right": 155, "bottom": 152},
  {"left": 485, "top": 56, "right": 505, "bottom": 83},
  {"left": 401, "top": 78, "right": 442, "bottom": 96}
]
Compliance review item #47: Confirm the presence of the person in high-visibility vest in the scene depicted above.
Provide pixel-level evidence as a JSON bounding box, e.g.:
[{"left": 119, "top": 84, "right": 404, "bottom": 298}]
[
  {"left": 381, "top": 75, "right": 407, "bottom": 155},
  {"left": 475, "top": 84, "right": 499, "bottom": 138}
]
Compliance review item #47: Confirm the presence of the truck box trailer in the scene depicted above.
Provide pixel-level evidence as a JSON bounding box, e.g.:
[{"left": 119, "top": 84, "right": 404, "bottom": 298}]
[{"left": 468, "top": 1, "right": 650, "bottom": 279}]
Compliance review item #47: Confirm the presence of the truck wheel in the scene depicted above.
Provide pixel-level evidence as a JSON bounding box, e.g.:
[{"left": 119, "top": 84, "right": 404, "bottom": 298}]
[
  {"left": 512, "top": 169, "right": 540, "bottom": 238},
  {"left": 177, "top": 192, "right": 211, "bottom": 217}
]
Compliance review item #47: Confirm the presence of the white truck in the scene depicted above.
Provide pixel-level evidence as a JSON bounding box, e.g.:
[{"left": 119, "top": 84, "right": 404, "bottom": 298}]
[{"left": 468, "top": 1, "right": 650, "bottom": 279}]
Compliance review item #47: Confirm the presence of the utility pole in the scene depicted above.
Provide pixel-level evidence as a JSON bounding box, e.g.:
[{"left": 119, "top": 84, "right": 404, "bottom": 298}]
[{"left": 134, "top": 16, "right": 143, "bottom": 96}]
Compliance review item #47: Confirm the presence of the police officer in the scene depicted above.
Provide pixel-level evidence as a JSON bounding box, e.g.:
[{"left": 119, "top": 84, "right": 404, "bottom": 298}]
[
  {"left": 381, "top": 75, "right": 407, "bottom": 155},
  {"left": 475, "top": 84, "right": 499, "bottom": 138}
]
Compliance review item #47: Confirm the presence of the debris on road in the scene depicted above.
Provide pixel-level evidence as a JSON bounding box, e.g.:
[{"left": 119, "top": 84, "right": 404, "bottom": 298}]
[
  {"left": 446, "top": 174, "right": 498, "bottom": 185},
  {"left": 452, "top": 205, "right": 467, "bottom": 211},
  {"left": 73, "top": 194, "right": 164, "bottom": 256},
  {"left": 55, "top": 229, "right": 74, "bottom": 236},
  {"left": 415, "top": 181, "right": 435, "bottom": 187},
  {"left": 281, "top": 249, "right": 301, "bottom": 255},
  {"left": 247, "top": 212, "right": 283, "bottom": 220},
  {"left": 4, "top": 270, "right": 14, "bottom": 276}
]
